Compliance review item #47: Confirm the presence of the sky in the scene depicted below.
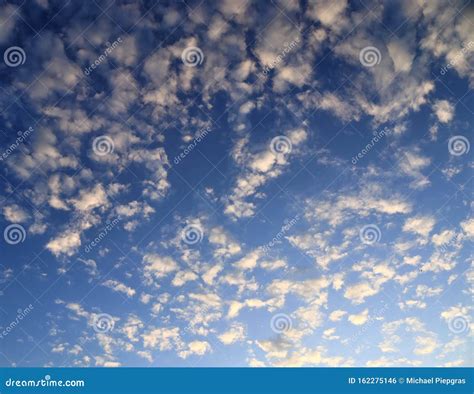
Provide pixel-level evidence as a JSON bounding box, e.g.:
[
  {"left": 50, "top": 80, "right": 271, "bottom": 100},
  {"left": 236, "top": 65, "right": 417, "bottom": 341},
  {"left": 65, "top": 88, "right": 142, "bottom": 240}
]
[{"left": 0, "top": 0, "right": 473, "bottom": 368}]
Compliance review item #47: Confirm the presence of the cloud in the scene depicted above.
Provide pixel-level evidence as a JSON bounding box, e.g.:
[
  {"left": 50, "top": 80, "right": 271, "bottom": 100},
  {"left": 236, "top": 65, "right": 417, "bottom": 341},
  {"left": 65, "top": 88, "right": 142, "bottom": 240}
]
[
  {"left": 218, "top": 323, "right": 246, "bottom": 345},
  {"left": 398, "top": 149, "right": 431, "bottom": 189},
  {"left": 344, "top": 263, "right": 395, "bottom": 304},
  {"left": 3, "top": 204, "right": 29, "bottom": 223},
  {"left": 178, "top": 341, "right": 212, "bottom": 359},
  {"left": 143, "top": 327, "right": 182, "bottom": 351},
  {"left": 70, "top": 184, "right": 109, "bottom": 212},
  {"left": 171, "top": 270, "right": 198, "bottom": 287},
  {"left": 143, "top": 254, "right": 179, "bottom": 282},
  {"left": 307, "top": 0, "right": 348, "bottom": 30},
  {"left": 348, "top": 309, "right": 369, "bottom": 325},
  {"left": 414, "top": 336, "right": 438, "bottom": 355},
  {"left": 234, "top": 249, "right": 261, "bottom": 270},
  {"left": 461, "top": 218, "right": 474, "bottom": 238},
  {"left": 433, "top": 100, "right": 455, "bottom": 123},
  {"left": 0, "top": 4, "right": 18, "bottom": 43},
  {"left": 225, "top": 128, "right": 308, "bottom": 219},
  {"left": 102, "top": 279, "right": 136, "bottom": 297},
  {"left": 329, "top": 310, "right": 347, "bottom": 322},
  {"left": 387, "top": 38, "right": 414, "bottom": 73},
  {"left": 403, "top": 216, "right": 436, "bottom": 238},
  {"left": 46, "top": 230, "right": 82, "bottom": 257}
]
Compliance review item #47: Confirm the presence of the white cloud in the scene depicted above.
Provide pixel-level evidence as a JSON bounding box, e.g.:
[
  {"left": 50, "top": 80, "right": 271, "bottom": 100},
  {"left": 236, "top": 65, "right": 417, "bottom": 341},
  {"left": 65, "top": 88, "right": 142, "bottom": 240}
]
[
  {"left": 70, "top": 184, "right": 109, "bottom": 212},
  {"left": 143, "top": 327, "right": 182, "bottom": 351},
  {"left": 433, "top": 100, "right": 454, "bottom": 123},
  {"left": 461, "top": 218, "right": 474, "bottom": 238},
  {"left": 403, "top": 215, "right": 436, "bottom": 237},
  {"left": 414, "top": 336, "right": 438, "bottom": 355},
  {"left": 387, "top": 38, "right": 414, "bottom": 73},
  {"left": 102, "top": 279, "right": 136, "bottom": 297},
  {"left": 348, "top": 309, "right": 369, "bottom": 325},
  {"left": 234, "top": 249, "right": 261, "bottom": 270},
  {"left": 3, "top": 204, "right": 29, "bottom": 223},
  {"left": 46, "top": 230, "right": 82, "bottom": 257},
  {"left": 329, "top": 310, "right": 347, "bottom": 322},
  {"left": 172, "top": 270, "right": 198, "bottom": 287},
  {"left": 143, "top": 254, "right": 179, "bottom": 282},
  {"left": 178, "top": 341, "right": 211, "bottom": 359},
  {"left": 218, "top": 323, "right": 246, "bottom": 345}
]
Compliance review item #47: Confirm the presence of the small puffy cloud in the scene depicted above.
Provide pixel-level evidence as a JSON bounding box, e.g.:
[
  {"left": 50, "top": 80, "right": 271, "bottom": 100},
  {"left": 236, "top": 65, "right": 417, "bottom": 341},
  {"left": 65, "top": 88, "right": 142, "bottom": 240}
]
[
  {"left": 344, "top": 264, "right": 395, "bottom": 304},
  {"left": 433, "top": 100, "right": 454, "bottom": 123},
  {"left": 403, "top": 215, "right": 436, "bottom": 237},
  {"left": 0, "top": 4, "right": 18, "bottom": 44},
  {"left": 415, "top": 285, "right": 443, "bottom": 298},
  {"left": 440, "top": 305, "right": 471, "bottom": 323},
  {"left": 46, "top": 230, "right": 81, "bottom": 257},
  {"left": 387, "top": 38, "right": 414, "bottom": 73},
  {"left": 460, "top": 218, "right": 474, "bottom": 237},
  {"left": 225, "top": 128, "right": 308, "bottom": 219},
  {"left": 329, "top": 310, "right": 347, "bottom": 322},
  {"left": 414, "top": 336, "right": 438, "bottom": 355},
  {"left": 115, "top": 201, "right": 155, "bottom": 218},
  {"left": 218, "top": 323, "right": 246, "bottom": 345},
  {"left": 431, "top": 229, "right": 455, "bottom": 247},
  {"left": 172, "top": 270, "right": 198, "bottom": 287},
  {"left": 260, "top": 259, "right": 286, "bottom": 271},
  {"left": 202, "top": 264, "right": 224, "bottom": 286},
  {"left": 307, "top": 0, "right": 348, "bottom": 29},
  {"left": 78, "top": 258, "right": 99, "bottom": 277},
  {"left": 348, "top": 309, "right": 369, "bottom": 325},
  {"left": 143, "top": 327, "right": 182, "bottom": 351},
  {"left": 3, "top": 204, "right": 29, "bottom": 223},
  {"left": 322, "top": 328, "right": 339, "bottom": 340},
  {"left": 143, "top": 254, "right": 179, "bottom": 281},
  {"left": 399, "top": 150, "right": 431, "bottom": 189},
  {"left": 178, "top": 341, "right": 211, "bottom": 359},
  {"left": 379, "top": 336, "right": 401, "bottom": 353},
  {"left": 121, "top": 315, "right": 144, "bottom": 342},
  {"left": 102, "top": 279, "right": 136, "bottom": 297},
  {"left": 208, "top": 227, "right": 241, "bottom": 258},
  {"left": 234, "top": 249, "right": 261, "bottom": 270},
  {"left": 70, "top": 184, "right": 108, "bottom": 212}
]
